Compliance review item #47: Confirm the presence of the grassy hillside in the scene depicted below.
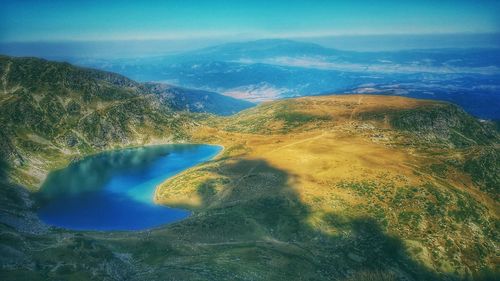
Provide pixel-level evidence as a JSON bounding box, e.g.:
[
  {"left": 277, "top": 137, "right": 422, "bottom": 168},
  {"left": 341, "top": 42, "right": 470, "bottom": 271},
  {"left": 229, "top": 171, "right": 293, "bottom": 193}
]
[
  {"left": 0, "top": 57, "right": 498, "bottom": 280},
  {"left": 156, "top": 95, "right": 499, "bottom": 280}
]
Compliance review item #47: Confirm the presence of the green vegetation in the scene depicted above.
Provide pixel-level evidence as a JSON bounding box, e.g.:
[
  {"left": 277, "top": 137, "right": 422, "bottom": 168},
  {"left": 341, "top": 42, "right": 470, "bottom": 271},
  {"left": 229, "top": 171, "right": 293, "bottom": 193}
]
[
  {"left": 389, "top": 103, "right": 497, "bottom": 147},
  {"left": 221, "top": 101, "right": 330, "bottom": 134},
  {"left": 337, "top": 180, "right": 378, "bottom": 196},
  {"left": 274, "top": 109, "right": 331, "bottom": 131},
  {"left": 463, "top": 147, "right": 500, "bottom": 198}
]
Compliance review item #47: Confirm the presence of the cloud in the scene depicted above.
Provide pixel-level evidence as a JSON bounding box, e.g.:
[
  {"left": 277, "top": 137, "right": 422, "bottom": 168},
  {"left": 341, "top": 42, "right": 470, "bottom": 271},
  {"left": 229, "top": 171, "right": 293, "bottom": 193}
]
[
  {"left": 222, "top": 83, "right": 288, "bottom": 102},
  {"left": 235, "top": 56, "right": 500, "bottom": 75}
]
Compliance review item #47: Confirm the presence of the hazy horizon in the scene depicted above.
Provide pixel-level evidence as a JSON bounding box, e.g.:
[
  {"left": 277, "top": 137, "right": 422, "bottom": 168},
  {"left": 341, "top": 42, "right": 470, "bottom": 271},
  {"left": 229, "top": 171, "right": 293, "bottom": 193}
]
[
  {"left": 2, "top": 0, "right": 500, "bottom": 58},
  {"left": 2, "top": 0, "right": 499, "bottom": 41},
  {"left": 1, "top": 33, "right": 500, "bottom": 59}
]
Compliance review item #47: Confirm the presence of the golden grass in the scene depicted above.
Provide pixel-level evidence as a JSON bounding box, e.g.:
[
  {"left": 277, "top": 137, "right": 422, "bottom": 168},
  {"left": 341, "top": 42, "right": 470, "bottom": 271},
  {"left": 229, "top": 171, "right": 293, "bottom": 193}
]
[
  {"left": 156, "top": 95, "right": 483, "bottom": 212},
  {"left": 154, "top": 95, "right": 497, "bottom": 270}
]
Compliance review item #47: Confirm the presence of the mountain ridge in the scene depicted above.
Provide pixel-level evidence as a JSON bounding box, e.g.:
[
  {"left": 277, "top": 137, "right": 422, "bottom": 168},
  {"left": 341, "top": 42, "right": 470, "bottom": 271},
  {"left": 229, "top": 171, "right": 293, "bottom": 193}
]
[
  {"left": 144, "top": 82, "right": 254, "bottom": 115},
  {"left": 65, "top": 39, "right": 500, "bottom": 119},
  {"left": 0, "top": 55, "right": 252, "bottom": 187}
]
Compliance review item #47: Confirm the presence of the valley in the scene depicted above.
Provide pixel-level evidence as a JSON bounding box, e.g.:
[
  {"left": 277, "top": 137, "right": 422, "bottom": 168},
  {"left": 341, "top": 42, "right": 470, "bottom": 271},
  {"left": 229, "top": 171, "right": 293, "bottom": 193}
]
[
  {"left": 69, "top": 40, "right": 500, "bottom": 120},
  {"left": 0, "top": 56, "right": 498, "bottom": 280}
]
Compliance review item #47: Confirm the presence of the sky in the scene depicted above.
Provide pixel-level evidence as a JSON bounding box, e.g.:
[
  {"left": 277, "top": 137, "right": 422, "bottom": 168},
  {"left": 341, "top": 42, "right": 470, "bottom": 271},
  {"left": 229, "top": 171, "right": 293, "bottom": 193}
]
[
  {"left": 1, "top": 0, "right": 499, "bottom": 42},
  {"left": 0, "top": 0, "right": 499, "bottom": 57}
]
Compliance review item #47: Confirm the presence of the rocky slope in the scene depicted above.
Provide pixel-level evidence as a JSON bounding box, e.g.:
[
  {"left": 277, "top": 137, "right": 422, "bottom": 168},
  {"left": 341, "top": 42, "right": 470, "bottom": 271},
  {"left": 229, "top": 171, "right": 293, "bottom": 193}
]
[{"left": 0, "top": 55, "right": 252, "bottom": 188}]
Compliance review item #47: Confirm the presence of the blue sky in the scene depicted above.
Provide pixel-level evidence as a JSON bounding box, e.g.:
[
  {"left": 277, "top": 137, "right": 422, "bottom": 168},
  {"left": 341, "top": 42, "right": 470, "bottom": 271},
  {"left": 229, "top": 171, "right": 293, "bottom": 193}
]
[{"left": 1, "top": 0, "right": 499, "bottom": 42}]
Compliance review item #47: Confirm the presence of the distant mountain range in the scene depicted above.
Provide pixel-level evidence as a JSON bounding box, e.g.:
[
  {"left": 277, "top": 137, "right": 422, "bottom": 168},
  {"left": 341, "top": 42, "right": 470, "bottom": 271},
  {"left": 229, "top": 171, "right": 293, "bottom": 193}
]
[
  {"left": 144, "top": 83, "right": 253, "bottom": 115},
  {"left": 68, "top": 39, "right": 500, "bottom": 119}
]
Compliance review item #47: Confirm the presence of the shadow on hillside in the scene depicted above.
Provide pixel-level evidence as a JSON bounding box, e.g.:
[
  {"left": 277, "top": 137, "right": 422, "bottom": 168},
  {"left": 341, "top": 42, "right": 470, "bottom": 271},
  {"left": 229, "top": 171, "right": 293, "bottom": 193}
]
[
  {"left": 0, "top": 156, "right": 10, "bottom": 183},
  {"left": 2, "top": 158, "right": 497, "bottom": 280},
  {"left": 162, "top": 158, "right": 495, "bottom": 281}
]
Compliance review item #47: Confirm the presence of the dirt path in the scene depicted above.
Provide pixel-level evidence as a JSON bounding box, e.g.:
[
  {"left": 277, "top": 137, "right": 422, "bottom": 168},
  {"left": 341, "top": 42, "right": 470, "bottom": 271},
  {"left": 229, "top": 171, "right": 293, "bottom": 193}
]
[
  {"left": 232, "top": 132, "right": 327, "bottom": 187},
  {"left": 2, "top": 61, "right": 12, "bottom": 95},
  {"left": 349, "top": 96, "right": 364, "bottom": 121}
]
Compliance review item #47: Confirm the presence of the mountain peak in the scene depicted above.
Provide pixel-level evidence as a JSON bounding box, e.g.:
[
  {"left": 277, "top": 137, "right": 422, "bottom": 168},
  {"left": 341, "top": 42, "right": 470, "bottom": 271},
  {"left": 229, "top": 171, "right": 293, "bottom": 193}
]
[{"left": 187, "top": 39, "right": 336, "bottom": 59}]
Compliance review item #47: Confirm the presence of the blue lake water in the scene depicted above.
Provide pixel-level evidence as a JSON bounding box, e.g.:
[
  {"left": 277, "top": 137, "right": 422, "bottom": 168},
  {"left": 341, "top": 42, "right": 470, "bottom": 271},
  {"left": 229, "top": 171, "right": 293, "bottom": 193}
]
[{"left": 36, "top": 144, "right": 222, "bottom": 231}]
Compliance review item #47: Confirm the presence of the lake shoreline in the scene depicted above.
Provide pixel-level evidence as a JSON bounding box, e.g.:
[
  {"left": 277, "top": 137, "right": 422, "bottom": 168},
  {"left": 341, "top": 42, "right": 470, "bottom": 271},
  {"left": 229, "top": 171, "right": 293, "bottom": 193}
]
[{"left": 36, "top": 144, "right": 222, "bottom": 231}]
